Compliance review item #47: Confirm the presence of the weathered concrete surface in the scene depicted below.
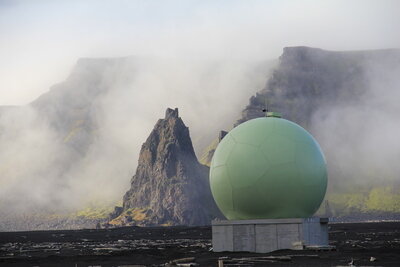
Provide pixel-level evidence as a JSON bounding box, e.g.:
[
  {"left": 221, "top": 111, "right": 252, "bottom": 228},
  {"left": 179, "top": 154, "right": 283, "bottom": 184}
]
[{"left": 212, "top": 218, "right": 328, "bottom": 253}]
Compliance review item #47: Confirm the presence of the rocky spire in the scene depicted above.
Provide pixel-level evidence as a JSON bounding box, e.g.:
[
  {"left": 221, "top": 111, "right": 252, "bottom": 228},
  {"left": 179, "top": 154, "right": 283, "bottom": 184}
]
[{"left": 110, "top": 108, "right": 220, "bottom": 226}]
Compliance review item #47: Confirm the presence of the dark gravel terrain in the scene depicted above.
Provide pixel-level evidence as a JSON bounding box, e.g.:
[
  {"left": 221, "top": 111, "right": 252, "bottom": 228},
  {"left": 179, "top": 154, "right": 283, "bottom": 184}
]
[{"left": 0, "top": 222, "right": 399, "bottom": 266}]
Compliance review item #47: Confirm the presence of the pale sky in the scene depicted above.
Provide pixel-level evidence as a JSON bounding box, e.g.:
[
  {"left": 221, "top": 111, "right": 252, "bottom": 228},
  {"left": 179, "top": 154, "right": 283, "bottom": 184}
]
[{"left": 0, "top": 0, "right": 399, "bottom": 105}]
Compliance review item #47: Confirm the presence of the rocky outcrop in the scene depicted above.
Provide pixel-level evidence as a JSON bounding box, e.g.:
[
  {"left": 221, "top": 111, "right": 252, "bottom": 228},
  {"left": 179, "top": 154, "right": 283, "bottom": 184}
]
[
  {"left": 236, "top": 46, "right": 400, "bottom": 126},
  {"left": 110, "top": 108, "right": 220, "bottom": 226}
]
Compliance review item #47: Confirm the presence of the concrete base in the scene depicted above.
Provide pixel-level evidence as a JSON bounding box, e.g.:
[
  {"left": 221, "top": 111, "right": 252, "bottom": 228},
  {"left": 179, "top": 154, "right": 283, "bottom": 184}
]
[{"left": 212, "top": 218, "right": 328, "bottom": 253}]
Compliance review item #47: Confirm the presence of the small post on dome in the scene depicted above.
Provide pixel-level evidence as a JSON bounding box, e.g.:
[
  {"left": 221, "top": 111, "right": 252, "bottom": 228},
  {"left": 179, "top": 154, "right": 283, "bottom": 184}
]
[
  {"left": 262, "top": 96, "right": 281, "bottom": 118},
  {"left": 262, "top": 95, "right": 268, "bottom": 114}
]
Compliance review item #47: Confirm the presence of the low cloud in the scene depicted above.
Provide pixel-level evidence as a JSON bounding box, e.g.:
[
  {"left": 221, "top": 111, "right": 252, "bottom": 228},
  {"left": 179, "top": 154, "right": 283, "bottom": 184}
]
[{"left": 311, "top": 53, "right": 400, "bottom": 190}]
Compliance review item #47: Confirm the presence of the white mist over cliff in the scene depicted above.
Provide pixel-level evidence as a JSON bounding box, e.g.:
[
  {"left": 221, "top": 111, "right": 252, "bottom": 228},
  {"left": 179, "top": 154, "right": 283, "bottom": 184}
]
[
  {"left": 0, "top": 57, "right": 272, "bottom": 221},
  {"left": 1, "top": 0, "right": 399, "bottom": 105},
  {"left": 311, "top": 53, "right": 400, "bottom": 189}
]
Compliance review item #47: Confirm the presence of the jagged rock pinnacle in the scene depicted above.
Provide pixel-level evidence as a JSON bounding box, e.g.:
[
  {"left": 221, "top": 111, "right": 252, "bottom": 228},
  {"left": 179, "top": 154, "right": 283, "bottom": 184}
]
[
  {"left": 109, "top": 108, "right": 220, "bottom": 226},
  {"left": 165, "top": 108, "right": 179, "bottom": 119}
]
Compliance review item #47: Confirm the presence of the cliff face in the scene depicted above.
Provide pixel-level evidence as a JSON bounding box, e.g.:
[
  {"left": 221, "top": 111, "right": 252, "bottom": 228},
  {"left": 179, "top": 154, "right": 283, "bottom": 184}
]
[
  {"left": 0, "top": 58, "right": 135, "bottom": 230},
  {"left": 110, "top": 108, "right": 220, "bottom": 226},
  {"left": 237, "top": 46, "right": 400, "bottom": 126},
  {"left": 203, "top": 47, "right": 389, "bottom": 164}
]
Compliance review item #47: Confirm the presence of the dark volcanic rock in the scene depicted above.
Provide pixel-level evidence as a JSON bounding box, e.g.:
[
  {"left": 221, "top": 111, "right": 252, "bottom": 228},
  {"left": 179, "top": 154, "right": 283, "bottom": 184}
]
[
  {"left": 1, "top": 222, "right": 400, "bottom": 266},
  {"left": 236, "top": 46, "right": 400, "bottom": 126},
  {"left": 116, "top": 108, "right": 220, "bottom": 226}
]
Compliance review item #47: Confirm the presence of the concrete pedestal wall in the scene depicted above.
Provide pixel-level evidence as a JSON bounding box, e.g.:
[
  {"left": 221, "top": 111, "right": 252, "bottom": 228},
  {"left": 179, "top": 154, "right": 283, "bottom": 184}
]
[{"left": 212, "top": 218, "right": 328, "bottom": 253}]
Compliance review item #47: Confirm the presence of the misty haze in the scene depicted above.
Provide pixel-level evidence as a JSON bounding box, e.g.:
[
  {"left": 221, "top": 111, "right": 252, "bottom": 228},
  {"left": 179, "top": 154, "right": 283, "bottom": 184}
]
[{"left": 0, "top": 0, "right": 399, "bottom": 232}]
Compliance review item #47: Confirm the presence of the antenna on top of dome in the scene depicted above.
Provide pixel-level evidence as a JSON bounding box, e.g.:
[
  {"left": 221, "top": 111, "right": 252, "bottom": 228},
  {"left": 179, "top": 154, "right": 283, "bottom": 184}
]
[
  {"left": 262, "top": 95, "right": 282, "bottom": 118},
  {"left": 262, "top": 95, "right": 268, "bottom": 113}
]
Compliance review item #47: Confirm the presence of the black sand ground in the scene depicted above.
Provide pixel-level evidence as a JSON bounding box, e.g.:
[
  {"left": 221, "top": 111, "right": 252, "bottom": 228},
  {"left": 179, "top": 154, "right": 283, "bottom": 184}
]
[{"left": 0, "top": 222, "right": 399, "bottom": 266}]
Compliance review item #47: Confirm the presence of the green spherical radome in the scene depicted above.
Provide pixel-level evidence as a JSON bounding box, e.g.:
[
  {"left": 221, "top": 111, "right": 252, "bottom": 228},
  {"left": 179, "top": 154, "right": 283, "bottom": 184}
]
[{"left": 210, "top": 117, "right": 327, "bottom": 220}]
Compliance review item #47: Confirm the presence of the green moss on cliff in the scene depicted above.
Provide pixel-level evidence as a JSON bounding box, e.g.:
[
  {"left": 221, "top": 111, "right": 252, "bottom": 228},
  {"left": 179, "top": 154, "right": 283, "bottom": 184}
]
[
  {"left": 199, "top": 138, "right": 218, "bottom": 167},
  {"left": 73, "top": 201, "right": 122, "bottom": 220},
  {"left": 321, "top": 186, "right": 400, "bottom": 216}
]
